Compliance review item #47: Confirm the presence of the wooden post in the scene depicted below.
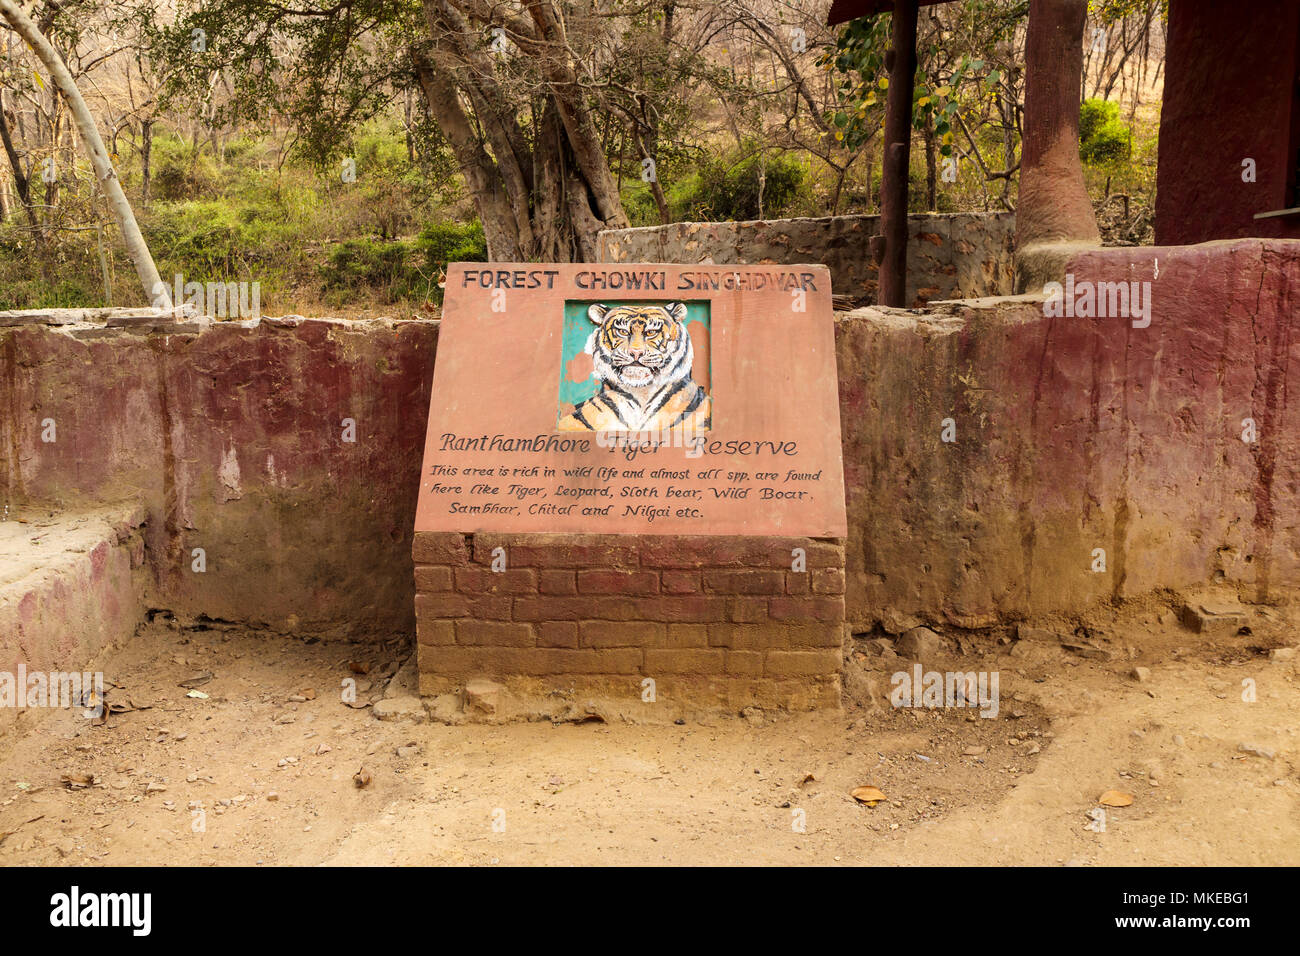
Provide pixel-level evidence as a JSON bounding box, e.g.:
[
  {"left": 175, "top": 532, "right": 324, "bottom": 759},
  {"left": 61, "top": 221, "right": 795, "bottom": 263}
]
[{"left": 877, "top": 0, "right": 918, "bottom": 308}]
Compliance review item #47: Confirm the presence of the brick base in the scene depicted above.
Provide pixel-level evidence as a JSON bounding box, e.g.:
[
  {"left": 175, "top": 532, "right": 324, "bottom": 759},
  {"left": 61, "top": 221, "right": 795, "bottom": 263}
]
[{"left": 413, "top": 533, "right": 845, "bottom": 709}]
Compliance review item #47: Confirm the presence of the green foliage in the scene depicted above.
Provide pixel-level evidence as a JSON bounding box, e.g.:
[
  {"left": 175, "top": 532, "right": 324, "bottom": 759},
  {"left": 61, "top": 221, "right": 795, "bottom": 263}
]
[
  {"left": 620, "top": 182, "right": 662, "bottom": 228},
  {"left": 667, "top": 147, "right": 807, "bottom": 222},
  {"left": 413, "top": 220, "right": 486, "bottom": 272},
  {"left": 321, "top": 238, "right": 409, "bottom": 292},
  {"left": 151, "top": 135, "right": 223, "bottom": 201},
  {"left": 823, "top": 2, "right": 1024, "bottom": 155},
  {"left": 316, "top": 220, "right": 486, "bottom": 307},
  {"left": 1079, "top": 98, "right": 1131, "bottom": 165}
]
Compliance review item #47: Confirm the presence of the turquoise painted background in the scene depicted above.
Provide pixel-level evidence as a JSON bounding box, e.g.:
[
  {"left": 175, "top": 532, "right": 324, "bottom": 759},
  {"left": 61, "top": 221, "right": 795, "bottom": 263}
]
[{"left": 557, "top": 300, "right": 711, "bottom": 409}]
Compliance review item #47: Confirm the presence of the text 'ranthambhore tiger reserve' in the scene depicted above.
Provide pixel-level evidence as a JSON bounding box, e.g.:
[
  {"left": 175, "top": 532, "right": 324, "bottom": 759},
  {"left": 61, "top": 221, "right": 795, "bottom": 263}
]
[{"left": 415, "top": 263, "right": 848, "bottom": 538}]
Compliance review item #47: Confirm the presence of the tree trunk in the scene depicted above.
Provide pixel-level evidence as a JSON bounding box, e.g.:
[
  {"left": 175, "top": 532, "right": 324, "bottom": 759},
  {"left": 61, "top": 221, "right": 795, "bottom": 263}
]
[
  {"left": 412, "top": 0, "right": 630, "bottom": 262},
  {"left": 0, "top": 90, "right": 37, "bottom": 230},
  {"left": 141, "top": 117, "right": 153, "bottom": 208},
  {"left": 1016, "top": 0, "right": 1100, "bottom": 248},
  {"left": 632, "top": 125, "right": 670, "bottom": 224},
  {"left": 0, "top": 0, "right": 170, "bottom": 306}
]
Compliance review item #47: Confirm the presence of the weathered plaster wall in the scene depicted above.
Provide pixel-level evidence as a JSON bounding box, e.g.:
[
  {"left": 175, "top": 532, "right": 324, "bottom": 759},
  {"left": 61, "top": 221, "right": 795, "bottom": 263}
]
[
  {"left": 3, "top": 237, "right": 1295, "bottom": 645},
  {"left": 838, "top": 239, "right": 1300, "bottom": 630},
  {"left": 598, "top": 212, "right": 1016, "bottom": 307},
  {"left": 0, "top": 506, "right": 147, "bottom": 731},
  {"left": 2, "top": 314, "right": 438, "bottom": 638}
]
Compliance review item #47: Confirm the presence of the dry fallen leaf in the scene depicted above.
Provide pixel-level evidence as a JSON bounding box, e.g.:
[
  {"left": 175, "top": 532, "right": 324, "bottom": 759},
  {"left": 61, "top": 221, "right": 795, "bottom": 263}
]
[
  {"left": 1099, "top": 789, "right": 1134, "bottom": 807},
  {"left": 851, "top": 785, "right": 887, "bottom": 807},
  {"left": 178, "top": 671, "right": 214, "bottom": 689},
  {"left": 297, "top": 687, "right": 317, "bottom": 700}
]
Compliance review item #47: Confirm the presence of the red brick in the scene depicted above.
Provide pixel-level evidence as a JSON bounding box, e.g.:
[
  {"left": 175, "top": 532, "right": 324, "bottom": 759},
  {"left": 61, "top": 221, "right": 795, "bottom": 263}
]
[
  {"left": 728, "top": 597, "right": 770, "bottom": 623},
  {"left": 764, "top": 649, "right": 842, "bottom": 678},
  {"left": 754, "top": 538, "right": 824, "bottom": 568},
  {"left": 637, "top": 536, "right": 775, "bottom": 568},
  {"left": 415, "top": 592, "right": 469, "bottom": 618},
  {"left": 644, "top": 648, "right": 726, "bottom": 675},
  {"left": 709, "top": 623, "right": 843, "bottom": 650},
  {"left": 578, "top": 569, "right": 659, "bottom": 595},
  {"left": 665, "top": 624, "right": 710, "bottom": 648},
  {"left": 467, "top": 594, "right": 514, "bottom": 620},
  {"left": 811, "top": 568, "right": 846, "bottom": 595},
  {"left": 417, "top": 618, "right": 455, "bottom": 646},
  {"left": 456, "top": 620, "right": 535, "bottom": 647},
  {"left": 579, "top": 621, "right": 666, "bottom": 648},
  {"left": 784, "top": 571, "right": 810, "bottom": 595},
  {"left": 474, "top": 533, "right": 637, "bottom": 568},
  {"left": 725, "top": 651, "right": 764, "bottom": 677},
  {"left": 539, "top": 570, "right": 577, "bottom": 594},
  {"left": 803, "top": 541, "right": 845, "bottom": 568},
  {"left": 634, "top": 595, "right": 727, "bottom": 622},
  {"left": 703, "top": 569, "right": 785, "bottom": 595},
  {"left": 513, "top": 595, "right": 632, "bottom": 621},
  {"left": 537, "top": 621, "right": 579, "bottom": 648},
  {"left": 419, "top": 646, "right": 642, "bottom": 676},
  {"left": 455, "top": 567, "right": 538, "bottom": 594},
  {"left": 414, "top": 565, "right": 454, "bottom": 591},
  {"left": 768, "top": 596, "right": 844, "bottom": 622},
  {"left": 661, "top": 570, "right": 701, "bottom": 594},
  {"left": 412, "top": 532, "right": 470, "bottom": 565},
  {"left": 761, "top": 540, "right": 844, "bottom": 570}
]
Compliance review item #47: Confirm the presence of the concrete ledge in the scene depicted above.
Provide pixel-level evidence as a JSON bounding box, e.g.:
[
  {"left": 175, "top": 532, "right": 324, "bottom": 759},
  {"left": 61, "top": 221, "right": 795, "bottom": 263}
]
[{"left": 0, "top": 506, "right": 148, "bottom": 732}]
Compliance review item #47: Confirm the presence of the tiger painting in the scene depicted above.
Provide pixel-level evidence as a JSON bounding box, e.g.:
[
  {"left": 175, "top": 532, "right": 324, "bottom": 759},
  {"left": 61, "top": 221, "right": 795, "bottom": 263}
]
[{"left": 558, "top": 302, "right": 711, "bottom": 433}]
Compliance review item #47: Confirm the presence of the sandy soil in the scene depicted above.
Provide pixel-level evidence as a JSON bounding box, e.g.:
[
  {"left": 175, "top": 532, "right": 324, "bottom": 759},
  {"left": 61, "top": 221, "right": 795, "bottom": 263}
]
[{"left": 0, "top": 593, "right": 1296, "bottom": 867}]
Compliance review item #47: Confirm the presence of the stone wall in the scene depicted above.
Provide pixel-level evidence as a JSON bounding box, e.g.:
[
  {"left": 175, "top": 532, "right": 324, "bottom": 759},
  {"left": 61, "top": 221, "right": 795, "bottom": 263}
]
[
  {"left": 1, "top": 312, "right": 437, "bottom": 639},
  {"left": 836, "top": 238, "right": 1300, "bottom": 631},
  {"left": 598, "top": 212, "right": 1016, "bottom": 307},
  {"left": 3, "top": 235, "right": 1296, "bottom": 675},
  {"left": 0, "top": 506, "right": 148, "bottom": 732},
  {"left": 413, "top": 532, "right": 844, "bottom": 709}
]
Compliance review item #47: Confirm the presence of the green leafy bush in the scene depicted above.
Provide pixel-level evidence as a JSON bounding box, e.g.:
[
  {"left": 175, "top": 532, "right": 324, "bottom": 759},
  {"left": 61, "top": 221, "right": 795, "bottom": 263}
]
[
  {"left": 1079, "top": 98, "right": 1131, "bottom": 165},
  {"left": 321, "top": 238, "right": 410, "bottom": 292},
  {"left": 668, "top": 146, "right": 808, "bottom": 221},
  {"left": 413, "top": 220, "right": 487, "bottom": 272}
]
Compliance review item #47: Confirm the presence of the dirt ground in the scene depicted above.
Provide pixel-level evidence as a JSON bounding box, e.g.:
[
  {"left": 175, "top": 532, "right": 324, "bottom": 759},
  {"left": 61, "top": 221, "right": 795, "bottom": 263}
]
[{"left": 0, "top": 591, "right": 1296, "bottom": 867}]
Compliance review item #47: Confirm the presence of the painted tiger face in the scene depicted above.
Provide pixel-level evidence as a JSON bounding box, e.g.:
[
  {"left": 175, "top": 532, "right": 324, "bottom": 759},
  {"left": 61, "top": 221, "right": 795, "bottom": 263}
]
[{"left": 587, "top": 302, "right": 691, "bottom": 389}]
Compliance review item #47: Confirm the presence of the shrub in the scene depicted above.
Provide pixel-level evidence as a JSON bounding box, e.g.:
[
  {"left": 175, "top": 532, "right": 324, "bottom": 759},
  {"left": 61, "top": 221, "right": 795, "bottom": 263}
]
[
  {"left": 321, "top": 238, "right": 410, "bottom": 292},
  {"left": 414, "top": 220, "right": 487, "bottom": 272},
  {"left": 1079, "top": 98, "right": 1131, "bottom": 165},
  {"left": 668, "top": 146, "right": 807, "bottom": 222}
]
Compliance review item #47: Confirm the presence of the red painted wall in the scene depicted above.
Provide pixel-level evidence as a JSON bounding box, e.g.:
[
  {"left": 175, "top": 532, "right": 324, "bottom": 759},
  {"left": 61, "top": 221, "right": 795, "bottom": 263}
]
[{"left": 1155, "top": 0, "right": 1300, "bottom": 244}]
